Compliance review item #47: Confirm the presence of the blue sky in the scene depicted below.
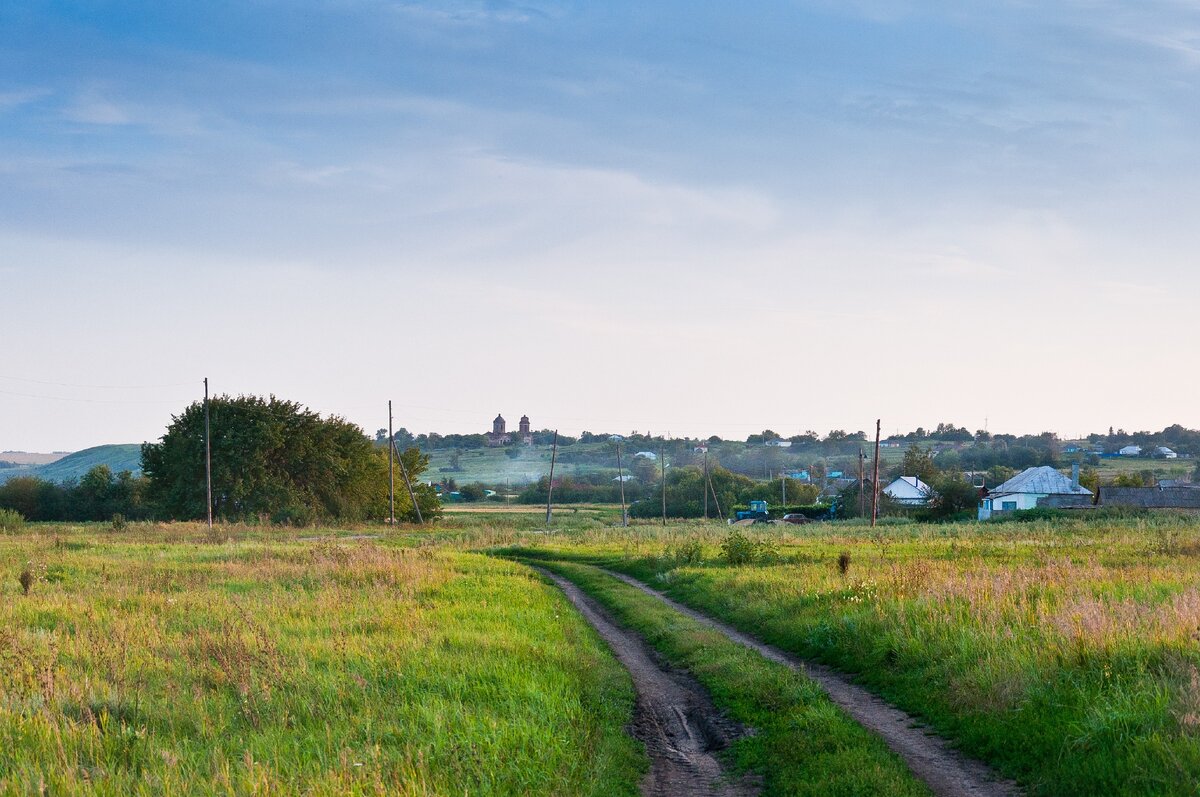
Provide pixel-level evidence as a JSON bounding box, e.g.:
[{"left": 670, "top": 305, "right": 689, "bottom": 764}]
[{"left": 3, "top": 1, "right": 1200, "bottom": 449}]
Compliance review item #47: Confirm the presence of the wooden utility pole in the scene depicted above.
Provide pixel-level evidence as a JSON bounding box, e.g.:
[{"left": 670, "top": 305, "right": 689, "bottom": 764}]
[
  {"left": 545, "top": 430, "right": 559, "bottom": 525},
  {"left": 392, "top": 439, "right": 422, "bottom": 524},
  {"left": 660, "top": 443, "right": 667, "bottom": 527},
  {"left": 616, "top": 442, "right": 628, "bottom": 527},
  {"left": 782, "top": 474, "right": 787, "bottom": 508},
  {"left": 703, "top": 449, "right": 709, "bottom": 520},
  {"left": 871, "top": 419, "right": 881, "bottom": 527},
  {"left": 387, "top": 401, "right": 395, "bottom": 525},
  {"left": 204, "top": 377, "right": 213, "bottom": 529},
  {"left": 709, "top": 469, "right": 723, "bottom": 519},
  {"left": 859, "top": 447, "right": 866, "bottom": 519}
]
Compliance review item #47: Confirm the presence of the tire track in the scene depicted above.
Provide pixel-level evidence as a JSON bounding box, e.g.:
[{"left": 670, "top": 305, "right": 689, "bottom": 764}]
[
  {"left": 536, "top": 568, "right": 758, "bottom": 797},
  {"left": 602, "top": 568, "right": 1021, "bottom": 797}
]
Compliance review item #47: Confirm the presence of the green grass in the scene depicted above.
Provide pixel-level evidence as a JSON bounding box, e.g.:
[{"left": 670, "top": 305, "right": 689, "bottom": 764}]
[
  {"left": 523, "top": 559, "right": 931, "bottom": 797},
  {"left": 0, "top": 524, "right": 645, "bottom": 795},
  {"left": 502, "top": 517, "right": 1200, "bottom": 796}
]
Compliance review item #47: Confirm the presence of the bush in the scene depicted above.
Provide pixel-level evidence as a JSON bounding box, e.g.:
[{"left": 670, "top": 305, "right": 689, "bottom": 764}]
[
  {"left": 720, "top": 530, "right": 775, "bottom": 565},
  {"left": 111, "top": 513, "right": 127, "bottom": 531},
  {"left": 0, "top": 508, "right": 24, "bottom": 533}
]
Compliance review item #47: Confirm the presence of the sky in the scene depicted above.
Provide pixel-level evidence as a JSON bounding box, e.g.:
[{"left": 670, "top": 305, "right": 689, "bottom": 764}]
[{"left": 3, "top": 1, "right": 1200, "bottom": 451}]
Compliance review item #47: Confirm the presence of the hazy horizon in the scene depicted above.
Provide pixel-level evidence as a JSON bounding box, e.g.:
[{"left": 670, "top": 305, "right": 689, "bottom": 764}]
[{"left": 5, "top": 2, "right": 1199, "bottom": 451}]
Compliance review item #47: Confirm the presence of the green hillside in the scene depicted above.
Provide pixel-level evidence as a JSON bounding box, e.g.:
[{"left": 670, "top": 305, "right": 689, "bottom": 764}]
[{"left": 0, "top": 443, "right": 142, "bottom": 484}]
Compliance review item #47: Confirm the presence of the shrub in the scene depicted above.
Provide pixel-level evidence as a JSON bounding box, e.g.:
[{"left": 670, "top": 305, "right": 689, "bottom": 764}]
[
  {"left": 0, "top": 508, "right": 24, "bottom": 533},
  {"left": 110, "top": 513, "right": 127, "bottom": 531},
  {"left": 720, "top": 530, "right": 775, "bottom": 565},
  {"left": 18, "top": 565, "right": 33, "bottom": 595},
  {"left": 837, "top": 551, "right": 851, "bottom": 577}
]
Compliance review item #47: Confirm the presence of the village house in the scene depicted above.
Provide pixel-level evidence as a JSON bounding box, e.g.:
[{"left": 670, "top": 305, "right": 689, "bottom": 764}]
[
  {"left": 978, "top": 465, "right": 1093, "bottom": 519},
  {"left": 1119, "top": 445, "right": 1143, "bottom": 457},
  {"left": 883, "top": 476, "right": 934, "bottom": 506}
]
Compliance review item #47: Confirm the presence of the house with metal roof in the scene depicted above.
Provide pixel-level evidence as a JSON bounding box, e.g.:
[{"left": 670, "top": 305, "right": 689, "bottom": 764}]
[
  {"left": 978, "top": 465, "right": 1093, "bottom": 519},
  {"left": 883, "top": 476, "right": 934, "bottom": 506}
]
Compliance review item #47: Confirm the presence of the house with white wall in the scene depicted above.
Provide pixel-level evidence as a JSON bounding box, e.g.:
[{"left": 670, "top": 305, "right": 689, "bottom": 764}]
[
  {"left": 978, "top": 466, "right": 1093, "bottom": 519},
  {"left": 883, "top": 476, "right": 934, "bottom": 506}
]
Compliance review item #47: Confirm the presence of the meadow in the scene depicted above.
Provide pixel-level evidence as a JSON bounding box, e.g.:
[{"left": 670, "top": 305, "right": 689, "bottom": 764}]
[
  {"left": 507, "top": 514, "right": 1200, "bottom": 796},
  {"left": 5, "top": 511, "right": 1200, "bottom": 795},
  {"left": 0, "top": 522, "right": 644, "bottom": 795}
]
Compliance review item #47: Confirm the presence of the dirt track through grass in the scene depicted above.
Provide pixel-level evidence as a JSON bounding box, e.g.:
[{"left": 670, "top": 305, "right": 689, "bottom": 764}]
[
  {"left": 537, "top": 567, "right": 756, "bottom": 797},
  {"left": 602, "top": 569, "right": 1020, "bottom": 797}
]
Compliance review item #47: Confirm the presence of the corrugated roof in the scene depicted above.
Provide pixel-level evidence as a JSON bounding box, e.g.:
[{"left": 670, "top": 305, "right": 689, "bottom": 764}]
[{"left": 990, "top": 466, "right": 1092, "bottom": 496}]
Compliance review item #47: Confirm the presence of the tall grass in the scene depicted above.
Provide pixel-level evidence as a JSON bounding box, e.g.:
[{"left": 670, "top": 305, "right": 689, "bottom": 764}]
[
  {"left": 505, "top": 516, "right": 1200, "bottom": 796},
  {"left": 0, "top": 525, "right": 644, "bottom": 795}
]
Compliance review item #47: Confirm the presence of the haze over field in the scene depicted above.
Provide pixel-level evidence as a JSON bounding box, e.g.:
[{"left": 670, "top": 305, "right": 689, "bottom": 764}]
[{"left": 4, "top": 2, "right": 1200, "bottom": 450}]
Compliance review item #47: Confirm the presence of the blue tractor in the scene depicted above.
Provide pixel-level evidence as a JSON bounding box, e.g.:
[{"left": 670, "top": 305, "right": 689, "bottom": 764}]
[{"left": 735, "top": 500, "right": 770, "bottom": 522}]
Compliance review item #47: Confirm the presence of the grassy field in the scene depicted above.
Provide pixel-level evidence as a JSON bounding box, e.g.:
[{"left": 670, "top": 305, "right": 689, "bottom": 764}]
[
  {"left": 527, "top": 559, "right": 931, "bottom": 796},
  {"left": 0, "top": 523, "right": 644, "bottom": 795},
  {"left": 504, "top": 515, "right": 1200, "bottom": 796},
  {"left": 7, "top": 512, "right": 1200, "bottom": 795}
]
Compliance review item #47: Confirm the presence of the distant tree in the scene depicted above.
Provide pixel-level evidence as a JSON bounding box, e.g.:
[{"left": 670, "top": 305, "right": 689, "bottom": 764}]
[
  {"left": 392, "top": 427, "right": 415, "bottom": 449},
  {"left": 142, "top": 395, "right": 439, "bottom": 523},
  {"left": 928, "top": 475, "right": 980, "bottom": 519},
  {"left": 459, "top": 483, "right": 486, "bottom": 502},
  {"left": 898, "top": 445, "right": 939, "bottom": 483}
]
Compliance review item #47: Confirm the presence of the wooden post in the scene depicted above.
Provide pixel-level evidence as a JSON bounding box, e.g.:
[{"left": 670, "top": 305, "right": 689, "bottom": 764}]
[
  {"left": 392, "top": 439, "right": 423, "bottom": 524},
  {"left": 388, "top": 401, "right": 395, "bottom": 525},
  {"left": 703, "top": 448, "right": 709, "bottom": 520},
  {"left": 545, "top": 430, "right": 558, "bottom": 525},
  {"left": 660, "top": 443, "right": 669, "bottom": 526},
  {"left": 871, "top": 419, "right": 881, "bottom": 527},
  {"left": 709, "top": 468, "right": 723, "bottom": 519},
  {"left": 858, "top": 447, "right": 866, "bottom": 519},
  {"left": 204, "top": 377, "right": 213, "bottom": 528},
  {"left": 616, "top": 441, "right": 628, "bottom": 527}
]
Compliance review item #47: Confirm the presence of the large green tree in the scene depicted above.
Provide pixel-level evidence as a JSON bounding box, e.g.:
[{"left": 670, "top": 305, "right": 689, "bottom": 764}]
[{"left": 141, "top": 395, "right": 439, "bottom": 523}]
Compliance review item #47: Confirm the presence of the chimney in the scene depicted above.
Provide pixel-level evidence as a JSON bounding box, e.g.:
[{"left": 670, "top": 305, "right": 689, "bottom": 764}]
[{"left": 1072, "top": 462, "right": 1080, "bottom": 489}]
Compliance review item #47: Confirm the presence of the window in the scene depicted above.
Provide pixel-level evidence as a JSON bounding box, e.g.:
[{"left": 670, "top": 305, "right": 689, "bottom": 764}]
[{"left": 1001, "top": 501, "right": 1017, "bottom": 512}]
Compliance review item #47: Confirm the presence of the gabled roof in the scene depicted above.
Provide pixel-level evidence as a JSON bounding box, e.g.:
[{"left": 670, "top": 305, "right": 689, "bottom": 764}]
[
  {"left": 990, "top": 466, "right": 1092, "bottom": 496},
  {"left": 884, "top": 476, "right": 933, "bottom": 498}
]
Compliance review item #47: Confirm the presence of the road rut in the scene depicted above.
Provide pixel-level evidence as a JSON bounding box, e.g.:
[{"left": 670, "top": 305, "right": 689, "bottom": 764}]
[
  {"left": 604, "top": 569, "right": 1021, "bottom": 797},
  {"left": 537, "top": 568, "right": 757, "bottom": 797}
]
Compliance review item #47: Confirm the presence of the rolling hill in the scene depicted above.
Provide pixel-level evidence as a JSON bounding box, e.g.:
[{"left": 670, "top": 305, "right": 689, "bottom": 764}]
[{"left": 0, "top": 444, "right": 143, "bottom": 484}]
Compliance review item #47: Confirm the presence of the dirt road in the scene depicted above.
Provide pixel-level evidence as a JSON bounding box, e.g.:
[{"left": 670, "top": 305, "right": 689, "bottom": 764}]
[
  {"left": 604, "top": 569, "right": 1020, "bottom": 797},
  {"left": 537, "top": 568, "right": 758, "bottom": 797}
]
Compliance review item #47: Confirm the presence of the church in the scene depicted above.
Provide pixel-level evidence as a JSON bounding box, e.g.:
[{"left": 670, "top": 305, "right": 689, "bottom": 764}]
[{"left": 487, "top": 413, "right": 532, "bottom": 446}]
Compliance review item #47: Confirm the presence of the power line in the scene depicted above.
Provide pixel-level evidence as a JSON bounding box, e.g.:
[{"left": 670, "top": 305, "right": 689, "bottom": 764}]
[
  {"left": 0, "top": 388, "right": 190, "bottom": 405},
  {"left": 0, "top": 374, "right": 199, "bottom": 390}
]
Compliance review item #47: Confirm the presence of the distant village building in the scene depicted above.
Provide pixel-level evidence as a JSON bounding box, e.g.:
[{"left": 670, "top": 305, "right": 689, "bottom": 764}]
[
  {"left": 1156, "top": 446, "right": 1178, "bottom": 459},
  {"left": 488, "top": 413, "right": 532, "bottom": 446},
  {"left": 487, "top": 414, "right": 510, "bottom": 446},
  {"left": 978, "top": 465, "right": 1093, "bottom": 519},
  {"left": 1119, "top": 445, "right": 1143, "bottom": 457},
  {"left": 633, "top": 451, "right": 658, "bottom": 461},
  {"left": 765, "top": 440, "right": 792, "bottom": 447},
  {"left": 883, "top": 476, "right": 934, "bottom": 506}
]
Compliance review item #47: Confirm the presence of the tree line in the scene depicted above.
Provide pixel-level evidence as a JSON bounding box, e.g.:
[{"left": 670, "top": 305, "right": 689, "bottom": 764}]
[{"left": 0, "top": 395, "right": 440, "bottom": 525}]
